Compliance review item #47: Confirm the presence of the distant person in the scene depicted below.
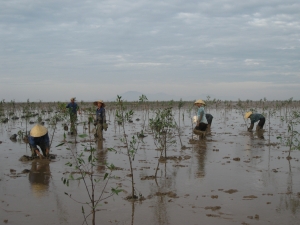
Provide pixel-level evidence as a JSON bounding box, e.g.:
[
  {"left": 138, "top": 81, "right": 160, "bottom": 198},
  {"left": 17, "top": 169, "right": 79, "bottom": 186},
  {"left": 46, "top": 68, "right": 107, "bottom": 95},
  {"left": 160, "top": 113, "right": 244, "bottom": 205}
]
[
  {"left": 66, "top": 97, "right": 80, "bottom": 134},
  {"left": 194, "top": 99, "right": 208, "bottom": 132},
  {"left": 244, "top": 111, "right": 265, "bottom": 131},
  {"left": 93, "top": 100, "right": 107, "bottom": 138},
  {"left": 206, "top": 113, "right": 213, "bottom": 129},
  {"left": 29, "top": 124, "right": 50, "bottom": 158}
]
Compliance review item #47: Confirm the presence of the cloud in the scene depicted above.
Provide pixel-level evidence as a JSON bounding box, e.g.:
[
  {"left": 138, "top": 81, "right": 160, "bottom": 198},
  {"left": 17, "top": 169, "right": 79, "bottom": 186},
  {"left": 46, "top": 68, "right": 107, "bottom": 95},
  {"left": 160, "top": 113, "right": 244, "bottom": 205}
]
[{"left": 0, "top": 0, "right": 299, "bottom": 101}]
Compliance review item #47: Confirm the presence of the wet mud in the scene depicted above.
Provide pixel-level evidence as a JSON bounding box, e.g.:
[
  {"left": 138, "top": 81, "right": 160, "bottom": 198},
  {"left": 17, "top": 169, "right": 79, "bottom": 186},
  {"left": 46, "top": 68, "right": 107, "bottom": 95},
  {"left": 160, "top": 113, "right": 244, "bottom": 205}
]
[{"left": 0, "top": 104, "right": 300, "bottom": 225}]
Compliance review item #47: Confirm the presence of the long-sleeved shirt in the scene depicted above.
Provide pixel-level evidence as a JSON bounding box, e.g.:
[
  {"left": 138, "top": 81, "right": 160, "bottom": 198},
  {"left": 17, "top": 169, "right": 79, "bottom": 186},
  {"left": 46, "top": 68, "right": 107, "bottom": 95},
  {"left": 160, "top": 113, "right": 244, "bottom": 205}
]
[
  {"left": 66, "top": 102, "right": 78, "bottom": 114},
  {"left": 29, "top": 133, "right": 50, "bottom": 149},
  {"left": 249, "top": 113, "right": 265, "bottom": 124},
  {"left": 197, "top": 106, "right": 208, "bottom": 124},
  {"left": 96, "top": 107, "right": 106, "bottom": 122}
]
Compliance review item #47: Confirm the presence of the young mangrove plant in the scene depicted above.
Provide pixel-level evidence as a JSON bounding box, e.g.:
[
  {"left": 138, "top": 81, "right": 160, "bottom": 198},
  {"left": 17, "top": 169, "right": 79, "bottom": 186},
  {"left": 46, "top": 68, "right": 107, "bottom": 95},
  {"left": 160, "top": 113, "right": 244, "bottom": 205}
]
[
  {"left": 138, "top": 94, "right": 148, "bottom": 130},
  {"left": 178, "top": 98, "right": 185, "bottom": 125},
  {"left": 108, "top": 95, "right": 142, "bottom": 200},
  {"left": 277, "top": 111, "right": 300, "bottom": 160},
  {"left": 60, "top": 133, "right": 121, "bottom": 225},
  {"left": 149, "top": 107, "right": 176, "bottom": 177}
]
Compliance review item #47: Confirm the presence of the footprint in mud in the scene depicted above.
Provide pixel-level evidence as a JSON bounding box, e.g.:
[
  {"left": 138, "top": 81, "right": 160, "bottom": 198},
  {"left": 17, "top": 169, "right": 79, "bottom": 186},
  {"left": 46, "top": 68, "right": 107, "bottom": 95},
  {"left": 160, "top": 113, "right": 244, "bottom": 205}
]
[
  {"left": 224, "top": 189, "right": 238, "bottom": 194},
  {"left": 141, "top": 175, "right": 155, "bottom": 180},
  {"left": 243, "top": 195, "right": 258, "bottom": 200},
  {"left": 205, "top": 206, "right": 221, "bottom": 211},
  {"left": 206, "top": 214, "right": 220, "bottom": 217},
  {"left": 155, "top": 191, "right": 178, "bottom": 198}
]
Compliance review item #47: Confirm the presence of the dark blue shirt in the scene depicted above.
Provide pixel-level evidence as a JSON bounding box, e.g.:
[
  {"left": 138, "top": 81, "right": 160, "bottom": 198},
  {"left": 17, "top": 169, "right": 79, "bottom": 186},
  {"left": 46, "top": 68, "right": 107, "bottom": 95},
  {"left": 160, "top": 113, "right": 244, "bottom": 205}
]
[
  {"left": 96, "top": 107, "right": 105, "bottom": 121},
  {"left": 249, "top": 113, "right": 265, "bottom": 124},
  {"left": 66, "top": 102, "right": 78, "bottom": 114},
  {"left": 29, "top": 133, "right": 50, "bottom": 149},
  {"left": 206, "top": 114, "right": 213, "bottom": 124}
]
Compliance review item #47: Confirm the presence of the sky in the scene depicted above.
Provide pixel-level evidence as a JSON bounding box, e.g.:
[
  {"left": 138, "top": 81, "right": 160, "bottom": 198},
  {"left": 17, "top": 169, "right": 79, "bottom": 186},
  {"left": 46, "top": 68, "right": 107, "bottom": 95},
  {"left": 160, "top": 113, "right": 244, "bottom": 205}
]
[{"left": 0, "top": 0, "right": 299, "bottom": 102}]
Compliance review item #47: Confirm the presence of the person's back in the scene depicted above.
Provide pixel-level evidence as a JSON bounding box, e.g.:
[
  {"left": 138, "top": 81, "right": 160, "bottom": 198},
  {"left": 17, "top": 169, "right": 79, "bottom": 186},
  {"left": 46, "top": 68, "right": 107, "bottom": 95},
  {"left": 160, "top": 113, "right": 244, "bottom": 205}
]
[{"left": 206, "top": 114, "right": 213, "bottom": 125}]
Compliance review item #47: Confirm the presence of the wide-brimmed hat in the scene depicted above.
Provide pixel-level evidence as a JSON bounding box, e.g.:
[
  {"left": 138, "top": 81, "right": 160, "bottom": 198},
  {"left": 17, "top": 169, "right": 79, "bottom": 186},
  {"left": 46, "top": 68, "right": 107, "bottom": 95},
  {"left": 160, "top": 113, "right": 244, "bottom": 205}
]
[
  {"left": 93, "top": 100, "right": 105, "bottom": 107},
  {"left": 30, "top": 124, "right": 48, "bottom": 137},
  {"left": 70, "top": 97, "right": 76, "bottom": 101},
  {"left": 244, "top": 111, "right": 252, "bottom": 119},
  {"left": 194, "top": 99, "right": 206, "bottom": 105}
]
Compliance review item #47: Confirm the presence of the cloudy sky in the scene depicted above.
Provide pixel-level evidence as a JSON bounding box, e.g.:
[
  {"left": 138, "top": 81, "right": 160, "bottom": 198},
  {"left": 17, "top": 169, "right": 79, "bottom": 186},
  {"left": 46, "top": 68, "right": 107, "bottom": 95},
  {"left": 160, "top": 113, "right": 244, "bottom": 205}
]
[{"left": 0, "top": 0, "right": 299, "bottom": 102}]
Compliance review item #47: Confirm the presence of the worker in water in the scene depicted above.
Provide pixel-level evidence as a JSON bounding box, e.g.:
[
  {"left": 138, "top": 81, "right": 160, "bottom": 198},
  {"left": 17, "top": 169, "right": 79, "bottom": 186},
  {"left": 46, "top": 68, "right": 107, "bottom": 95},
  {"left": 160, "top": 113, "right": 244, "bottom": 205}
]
[
  {"left": 206, "top": 113, "right": 213, "bottom": 129},
  {"left": 93, "top": 100, "right": 108, "bottom": 139},
  {"left": 244, "top": 111, "right": 265, "bottom": 131},
  {"left": 66, "top": 97, "right": 80, "bottom": 134},
  {"left": 29, "top": 124, "right": 50, "bottom": 158},
  {"left": 194, "top": 99, "right": 208, "bottom": 132}
]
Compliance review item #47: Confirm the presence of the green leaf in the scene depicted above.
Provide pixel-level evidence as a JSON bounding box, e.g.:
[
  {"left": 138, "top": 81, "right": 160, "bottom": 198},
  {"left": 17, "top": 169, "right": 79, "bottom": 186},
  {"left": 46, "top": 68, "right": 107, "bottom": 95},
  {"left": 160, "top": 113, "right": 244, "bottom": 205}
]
[
  {"left": 111, "top": 188, "right": 123, "bottom": 195},
  {"left": 55, "top": 142, "right": 65, "bottom": 147},
  {"left": 104, "top": 173, "right": 108, "bottom": 180},
  {"left": 78, "top": 134, "right": 88, "bottom": 138}
]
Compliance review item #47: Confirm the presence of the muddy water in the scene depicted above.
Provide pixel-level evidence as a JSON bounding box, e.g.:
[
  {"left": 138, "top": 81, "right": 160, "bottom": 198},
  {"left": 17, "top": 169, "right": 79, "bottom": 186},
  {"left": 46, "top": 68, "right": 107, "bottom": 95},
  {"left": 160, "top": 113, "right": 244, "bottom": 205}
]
[{"left": 0, "top": 107, "right": 300, "bottom": 225}]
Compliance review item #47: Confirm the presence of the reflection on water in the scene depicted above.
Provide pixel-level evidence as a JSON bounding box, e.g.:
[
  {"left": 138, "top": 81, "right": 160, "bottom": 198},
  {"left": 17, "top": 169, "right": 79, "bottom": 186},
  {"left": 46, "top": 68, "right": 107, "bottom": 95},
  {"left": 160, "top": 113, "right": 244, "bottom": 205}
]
[
  {"left": 97, "top": 137, "right": 103, "bottom": 150},
  {"left": 150, "top": 158, "right": 177, "bottom": 225},
  {"left": 256, "top": 130, "right": 265, "bottom": 139},
  {"left": 29, "top": 161, "right": 51, "bottom": 198},
  {"left": 277, "top": 161, "right": 300, "bottom": 215},
  {"left": 193, "top": 139, "right": 207, "bottom": 178},
  {"left": 131, "top": 201, "right": 135, "bottom": 225},
  {"left": 97, "top": 145, "right": 107, "bottom": 173},
  {"left": 151, "top": 179, "right": 171, "bottom": 225}
]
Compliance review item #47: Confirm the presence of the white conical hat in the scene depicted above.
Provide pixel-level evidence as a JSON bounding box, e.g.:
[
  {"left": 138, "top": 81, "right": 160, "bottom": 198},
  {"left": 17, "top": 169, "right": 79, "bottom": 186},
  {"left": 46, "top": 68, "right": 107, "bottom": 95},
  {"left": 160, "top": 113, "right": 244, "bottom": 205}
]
[
  {"left": 194, "top": 99, "right": 206, "bottom": 105},
  {"left": 30, "top": 124, "right": 48, "bottom": 137}
]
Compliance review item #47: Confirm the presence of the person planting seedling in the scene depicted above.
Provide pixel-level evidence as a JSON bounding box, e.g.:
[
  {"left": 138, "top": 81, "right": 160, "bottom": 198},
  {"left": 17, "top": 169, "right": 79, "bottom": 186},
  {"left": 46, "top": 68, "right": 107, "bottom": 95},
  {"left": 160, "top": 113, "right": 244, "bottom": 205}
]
[
  {"left": 194, "top": 99, "right": 208, "bottom": 135},
  {"left": 244, "top": 111, "right": 265, "bottom": 131},
  {"left": 193, "top": 113, "right": 213, "bottom": 130},
  {"left": 29, "top": 124, "right": 50, "bottom": 158}
]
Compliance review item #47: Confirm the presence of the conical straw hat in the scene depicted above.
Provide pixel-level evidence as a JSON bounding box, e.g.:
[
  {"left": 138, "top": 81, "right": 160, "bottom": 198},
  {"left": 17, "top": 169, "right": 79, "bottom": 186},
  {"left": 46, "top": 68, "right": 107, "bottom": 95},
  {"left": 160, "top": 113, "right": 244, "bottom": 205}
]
[
  {"left": 194, "top": 99, "right": 206, "bottom": 105},
  {"left": 244, "top": 111, "right": 252, "bottom": 119},
  {"left": 30, "top": 124, "right": 48, "bottom": 137},
  {"left": 93, "top": 100, "right": 105, "bottom": 106}
]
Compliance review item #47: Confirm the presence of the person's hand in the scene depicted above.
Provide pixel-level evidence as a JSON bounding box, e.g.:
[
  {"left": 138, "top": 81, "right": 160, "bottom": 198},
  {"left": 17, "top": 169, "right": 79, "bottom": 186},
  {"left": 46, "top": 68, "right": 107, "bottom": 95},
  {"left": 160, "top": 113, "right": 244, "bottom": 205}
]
[{"left": 103, "top": 123, "right": 108, "bottom": 131}]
